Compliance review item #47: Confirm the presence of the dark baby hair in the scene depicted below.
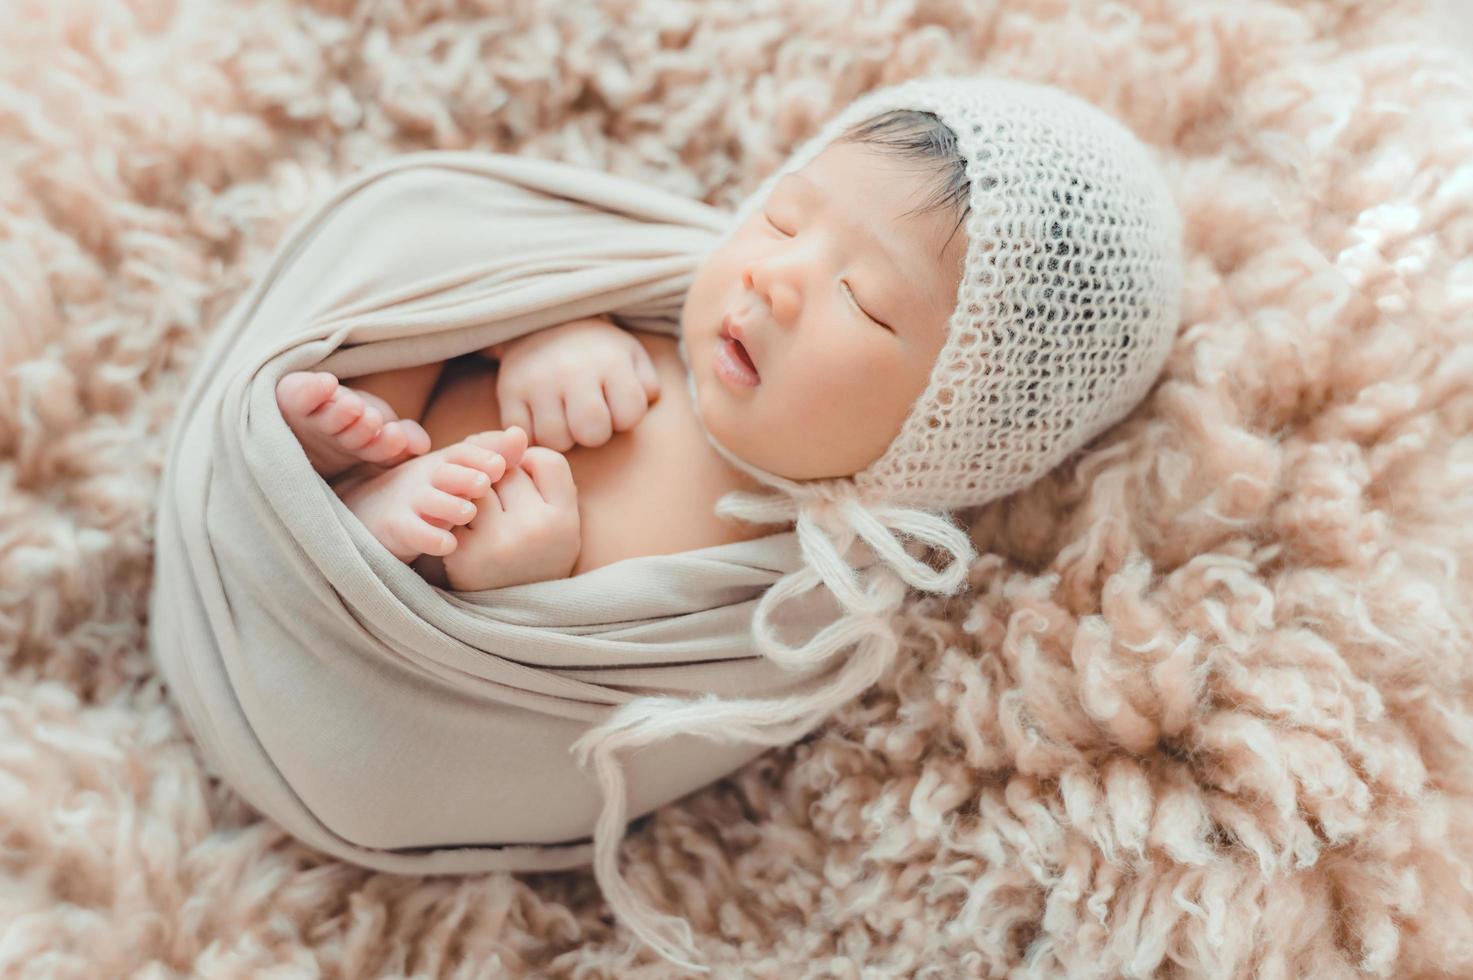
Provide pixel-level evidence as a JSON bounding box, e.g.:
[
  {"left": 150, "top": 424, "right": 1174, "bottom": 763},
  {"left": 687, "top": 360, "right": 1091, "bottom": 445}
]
[{"left": 836, "top": 109, "right": 970, "bottom": 260}]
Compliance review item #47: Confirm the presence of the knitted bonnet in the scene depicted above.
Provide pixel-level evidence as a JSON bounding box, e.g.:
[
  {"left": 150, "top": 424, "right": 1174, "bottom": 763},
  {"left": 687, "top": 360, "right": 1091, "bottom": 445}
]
[{"left": 571, "top": 73, "right": 1184, "bottom": 971}]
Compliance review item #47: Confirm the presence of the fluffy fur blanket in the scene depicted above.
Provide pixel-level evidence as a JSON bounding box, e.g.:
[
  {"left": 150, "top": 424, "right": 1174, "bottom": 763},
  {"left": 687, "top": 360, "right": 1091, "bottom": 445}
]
[{"left": 2, "top": 0, "right": 1471, "bottom": 975}]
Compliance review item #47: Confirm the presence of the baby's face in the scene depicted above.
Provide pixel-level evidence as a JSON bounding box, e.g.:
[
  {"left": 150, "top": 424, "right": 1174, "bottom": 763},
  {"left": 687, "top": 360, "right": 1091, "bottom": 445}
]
[{"left": 681, "top": 139, "right": 966, "bottom": 482}]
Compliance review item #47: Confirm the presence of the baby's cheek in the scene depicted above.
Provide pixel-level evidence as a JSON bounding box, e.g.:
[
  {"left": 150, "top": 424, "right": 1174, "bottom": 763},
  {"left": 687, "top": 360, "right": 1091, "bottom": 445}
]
[{"left": 791, "top": 352, "right": 875, "bottom": 428}]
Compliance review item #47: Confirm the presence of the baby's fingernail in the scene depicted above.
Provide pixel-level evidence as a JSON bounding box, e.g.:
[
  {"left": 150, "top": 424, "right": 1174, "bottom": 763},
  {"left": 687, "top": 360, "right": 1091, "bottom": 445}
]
[{"left": 471, "top": 472, "right": 489, "bottom": 490}]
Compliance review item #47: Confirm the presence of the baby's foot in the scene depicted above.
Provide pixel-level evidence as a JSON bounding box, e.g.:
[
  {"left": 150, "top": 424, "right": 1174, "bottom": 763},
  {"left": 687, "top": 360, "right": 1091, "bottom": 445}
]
[
  {"left": 336, "top": 427, "right": 529, "bottom": 564},
  {"left": 276, "top": 371, "right": 431, "bottom": 479}
]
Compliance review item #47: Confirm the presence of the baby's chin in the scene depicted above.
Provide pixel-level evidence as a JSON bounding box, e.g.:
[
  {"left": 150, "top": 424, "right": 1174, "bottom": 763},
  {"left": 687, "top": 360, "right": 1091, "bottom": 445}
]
[
  {"left": 686, "top": 374, "right": 769, "bottom": 470},
  {"left": 679, "top": 317, "right": 812, "bottom": 481}
]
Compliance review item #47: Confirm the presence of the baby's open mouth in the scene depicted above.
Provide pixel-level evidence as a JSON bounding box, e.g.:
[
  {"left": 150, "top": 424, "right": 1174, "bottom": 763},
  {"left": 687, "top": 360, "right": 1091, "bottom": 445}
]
[
  {"left": 716, "top": 321, "right": 761, "bottom": 386},
  {"left": 727, "top": 335, "right": 757, "bottom": 373}
]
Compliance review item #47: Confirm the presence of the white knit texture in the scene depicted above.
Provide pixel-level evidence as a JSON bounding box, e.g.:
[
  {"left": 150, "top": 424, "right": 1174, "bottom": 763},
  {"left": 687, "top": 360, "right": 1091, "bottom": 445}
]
[{"left": 709, "top": 74, "right": 1185, "bottom": 511}]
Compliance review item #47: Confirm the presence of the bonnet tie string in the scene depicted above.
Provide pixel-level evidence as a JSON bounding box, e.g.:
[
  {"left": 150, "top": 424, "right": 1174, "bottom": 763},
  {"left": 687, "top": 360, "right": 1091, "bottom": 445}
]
[
  {"left": 568, "top": 490, "right": 976, "bottom": 971},
  {"left": 715, "top": 488, "right": 976, "bottom": 669}
]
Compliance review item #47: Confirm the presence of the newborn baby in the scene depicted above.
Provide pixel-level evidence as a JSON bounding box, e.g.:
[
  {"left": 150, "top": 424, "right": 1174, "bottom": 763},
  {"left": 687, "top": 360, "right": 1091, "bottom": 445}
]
[
  {"left": 157, "top": 75, "right": 1185, "bottom": 974},
  {"left": 275, "top": 110, "right": 967, "bottom": 592}
]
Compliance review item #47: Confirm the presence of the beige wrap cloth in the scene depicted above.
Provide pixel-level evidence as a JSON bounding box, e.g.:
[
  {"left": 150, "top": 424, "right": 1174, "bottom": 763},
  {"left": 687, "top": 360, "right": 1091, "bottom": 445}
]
[{"left": 147, "top": 151, "right": 914, "bottom": 966}]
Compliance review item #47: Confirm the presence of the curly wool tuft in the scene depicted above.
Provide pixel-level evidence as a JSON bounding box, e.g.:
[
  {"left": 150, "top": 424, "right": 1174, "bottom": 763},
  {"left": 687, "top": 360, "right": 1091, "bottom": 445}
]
[{"left": 1, "top": 0, "right": 1472, "bottom": 976}]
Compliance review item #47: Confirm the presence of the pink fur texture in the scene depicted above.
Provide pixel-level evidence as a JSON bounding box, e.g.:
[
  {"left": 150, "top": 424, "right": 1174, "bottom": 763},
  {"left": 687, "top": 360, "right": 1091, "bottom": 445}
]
[{"left": 3, "top": 0, "right": 1472, "bottom": 975}]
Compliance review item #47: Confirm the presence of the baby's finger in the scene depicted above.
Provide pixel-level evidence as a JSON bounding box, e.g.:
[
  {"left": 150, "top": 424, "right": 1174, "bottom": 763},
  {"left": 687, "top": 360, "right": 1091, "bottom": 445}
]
[
  {"left": 498, "top": 397, "right": 534, "bottom": 449},
  {"left": 631, "top": 347, "right": 661, "bottom": 403},
  {"left": 528, "top": 391, "right": 572, "bottom": 451},
  {"left": 565, "top": 382, "right": 613, "bottom": 447},
  {"left": 487, "top": 461, "right": 541, "bottom": 512},
  {"left": 518, "top": 446, "right": 578, "bottom": 510},
  {"left": 475, "top": 485, "right": 504, "bottom": 515},
  {"left": 603, "top": 370, "right": 650, "bottom": 433}
]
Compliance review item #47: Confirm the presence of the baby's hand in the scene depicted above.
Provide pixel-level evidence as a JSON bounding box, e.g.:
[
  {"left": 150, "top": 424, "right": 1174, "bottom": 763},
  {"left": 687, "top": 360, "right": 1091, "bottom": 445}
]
[
  {"left": 440, "top": 446, "right": 581, "bottom": 591},
  {"left": 494, "top": 317, "right": 660, "bottom": 451}
]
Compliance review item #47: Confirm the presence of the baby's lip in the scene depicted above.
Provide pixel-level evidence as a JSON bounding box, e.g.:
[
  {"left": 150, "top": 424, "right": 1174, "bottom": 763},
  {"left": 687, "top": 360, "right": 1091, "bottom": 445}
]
[{"left": 721, "top": 314, "right": 759, "bottom": 375}]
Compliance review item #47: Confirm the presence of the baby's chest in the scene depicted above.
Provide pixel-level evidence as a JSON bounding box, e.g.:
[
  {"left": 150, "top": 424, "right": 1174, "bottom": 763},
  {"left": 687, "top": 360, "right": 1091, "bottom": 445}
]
[{"left": 418, "top": 333, "right": 767, "bottom": 577}]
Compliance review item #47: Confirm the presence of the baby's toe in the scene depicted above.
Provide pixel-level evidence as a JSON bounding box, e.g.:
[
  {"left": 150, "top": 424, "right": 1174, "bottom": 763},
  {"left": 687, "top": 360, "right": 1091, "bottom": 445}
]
[
  {"left": 393, "top": 419, "right": 432, "bottom": 456},
  {"left": 441, "top": 442, "right": 508, "bottom": 482},
  {"left": 355, "top": 422, "right": 407, "bottom": 463},
  {"left": 335, "top": 405, "right": 385, "bottom": 451},
  {"left": 432, "top": 462, "right": 492, "bottom": 498},
  {"left": 389, "top": 512, "right": 456, "bottom": 558},
  {"left": 359, "top": 419, "right": 430, "bottom": 465},
  {"left": 310, "top": 388, "right": 367, "bottom": 435},
  {"left": 465, "top": 427, "right": 528, "bottom": 458},
  {"left": 276, "top": 372, "right": 337, "bottom": 418},
  {"left": 414, "top": 486, "right": 478, "bottom": 526}
]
